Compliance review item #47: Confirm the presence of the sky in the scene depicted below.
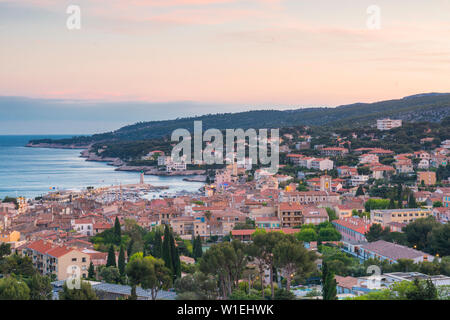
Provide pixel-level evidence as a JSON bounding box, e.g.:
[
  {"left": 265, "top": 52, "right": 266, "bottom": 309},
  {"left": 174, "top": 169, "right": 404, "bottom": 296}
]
[{"left": 0, "top": 0, "right": 449, "bottom": 134}]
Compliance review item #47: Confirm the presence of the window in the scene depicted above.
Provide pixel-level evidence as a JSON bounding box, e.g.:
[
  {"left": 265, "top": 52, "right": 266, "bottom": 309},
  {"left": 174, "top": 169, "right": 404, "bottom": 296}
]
[
  {"left": 82, "top": 257, "right": 86, "bottom": 262},
  {"left": 72, "top": 258, "right": 77, "bottom": 262}
]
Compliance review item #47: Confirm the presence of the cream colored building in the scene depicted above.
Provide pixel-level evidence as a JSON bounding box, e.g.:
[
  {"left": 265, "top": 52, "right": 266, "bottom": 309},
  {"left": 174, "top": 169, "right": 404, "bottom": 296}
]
[
  {"left": 371, "top": 208, "right": 432, "bottom": 227},
  {"left": 21, "top": 240, "right": 90, "bottom": 281}
]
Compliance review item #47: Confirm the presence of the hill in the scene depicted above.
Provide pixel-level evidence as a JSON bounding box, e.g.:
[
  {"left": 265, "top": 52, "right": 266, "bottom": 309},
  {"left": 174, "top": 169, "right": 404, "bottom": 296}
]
[{"left": 28, "top": 93, "right": 450, "bottom": 146}]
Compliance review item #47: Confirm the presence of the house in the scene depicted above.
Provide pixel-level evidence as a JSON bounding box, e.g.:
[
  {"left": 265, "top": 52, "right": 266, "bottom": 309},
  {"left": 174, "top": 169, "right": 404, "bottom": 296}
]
[
  {"left": 321, "top": 147, "right": 349, "bottom": 157},
  {"left": 350, "top": 175, "right": 369, "bottom": 187},
  {"left": 71, "top": 218, "right": 94, "bottom": 236},
  {"left": 286, "top": 154, "right": 304, "bottom": 166},
  {"left": 359, "top": 240, "right": 435, "bottom": 264},
  {"left": 255, "top": 217, "right": 281, "bottom": 229},
  {"left": 370, "top": 165, "right": 395, "bottom": 179},
  {"left": 377, "top": 119, "right": 402, "bottom": 130},
  {"left": 359, "top": 154, "right": 379, "bottom": 164},
  {"left": 302, "top": 207, "right": 329, "bottom": 225},
  {"left": 337, "top": 166, "right": 358, "bottom": 177},
  {"left": 0, "top": 230, "right": 20, "bottom": 243}
]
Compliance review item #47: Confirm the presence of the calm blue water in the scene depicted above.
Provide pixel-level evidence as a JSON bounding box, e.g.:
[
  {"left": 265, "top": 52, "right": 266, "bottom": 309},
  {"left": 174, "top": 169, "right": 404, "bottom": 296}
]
[{"left": 0, "top": 135, "right": 203, "bottom": 199}]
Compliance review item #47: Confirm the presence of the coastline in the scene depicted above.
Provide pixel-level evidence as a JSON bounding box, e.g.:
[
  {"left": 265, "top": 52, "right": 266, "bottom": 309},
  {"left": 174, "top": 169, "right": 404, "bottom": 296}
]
[{"left": 26, "top": 142, "right": 206, "bottom": 179}]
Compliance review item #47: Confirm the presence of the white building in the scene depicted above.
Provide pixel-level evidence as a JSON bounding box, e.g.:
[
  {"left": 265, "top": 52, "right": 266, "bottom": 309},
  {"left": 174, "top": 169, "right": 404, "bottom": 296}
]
[
  {"left": 310, "top": 158, "right": 334, "bottom": 171},
  {"left": 377, "top": 119, "right": 402, "bottom": 131},
  {"left": 350, "top": 175, "right": 369, "bottom": 186}
]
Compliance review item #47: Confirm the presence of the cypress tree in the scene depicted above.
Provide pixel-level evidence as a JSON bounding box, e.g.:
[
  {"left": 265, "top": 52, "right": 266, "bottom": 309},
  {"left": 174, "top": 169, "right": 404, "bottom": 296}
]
[
  {"left": 388, "top": 197, "right": 396, "bottom": 209},
  {"left": 127, "top": 239, "right": 134, "bottom": 258},
  {"left": 170, "top": 231, "right": 181, "bottom": 278},
  {"left": 193, "top": 235, "right": 203, "bottom": 260},
  {"left": 106, "top": 245, "right": 116, "bottom": 268},
  {"left": 88, "top": 261, "right": 95, "bottom": 279},
  {"left": 162, "top": 225, "right": 173, "bottom": 273},
  {"left": 323, "top": 271, "right": 337, "bottom": 300},
  {"left": 153, "top": 230, "right": 162, "bottom": 258},
  {"left": 355, "top": 185, "right": 364, "bottom": 196},
  {"left": 408, "top": 194, "right": 417, "bottom": 208},
  {"left": 118, "top": 245, "right": 126, "bottom": 276},
  {"left": 114, "top": 217, "right": 121, "bottom": 245}
]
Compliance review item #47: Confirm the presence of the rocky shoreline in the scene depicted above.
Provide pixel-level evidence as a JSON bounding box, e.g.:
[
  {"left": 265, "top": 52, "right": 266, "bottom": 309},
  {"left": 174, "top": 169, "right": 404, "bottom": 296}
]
[{"left": 27, "top": 143, "right": 206, "bottom": 178}]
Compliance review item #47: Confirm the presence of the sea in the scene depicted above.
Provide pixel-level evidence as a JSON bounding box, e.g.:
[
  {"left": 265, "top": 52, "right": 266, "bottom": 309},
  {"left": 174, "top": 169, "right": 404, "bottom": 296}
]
[{"left": 0, "top": 135, "right": 204, "bottom": 200}]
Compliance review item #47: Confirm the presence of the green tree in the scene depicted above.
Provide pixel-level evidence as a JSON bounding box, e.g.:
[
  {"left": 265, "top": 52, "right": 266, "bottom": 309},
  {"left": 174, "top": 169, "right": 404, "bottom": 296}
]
[
  {"left": 27, "top": 273, "right": 52, "bottom": 300},
  {"left": 408, "top": 194, "right": 418, "bottom": 209},
  {"left": 355, "top": 185, "right": 365, "bottom": 196},
  {"left": 99, "top": 266, "right": 121, "bottom": 284},
  {"left": 0, "top": 276, "right": 30, "bottom": 300},
  {"left": 388, "top": 197, "right": 396, "bottom": 209},
  {"left": 126, "top": 252, "right": 172, "bottom": 300},
  {"left": 273, "top": 236, "right": 317, "bottom": 291},
  {"left": 152, "top": 230, "right": 163, "bottom": 258},
  {"left": 114, "top": 216, "right": 122, "bottom": 245},
  {"left": 59, "top": 281, "right": 98, "bottom": 300},
  {"left": 193, "top": 235, "right": 203, "bottom": 260},
  {"left": 88, "top": 261, "right": 95, "bottom": 279},
  {"left": 118, "top": 245, "right": 126, "bottom": 276},
  {"left": 170, "top": 232, "right": 181, "bottom": 279},
  {"left": 0, "top": 254, "right": 35, "bottom": 277},
  {"left": 365, "top": 224, "right": 390, "bottom": 242},
  {"left": 296, "top": 228, "right": 318, "bottom": 242},
  {"left": 251, "top": 230, "right": 284, "bottom": 299},
  {"left": 106, "top": 245, "right": 116, "bottom": 268},
  {"left": 174, "top": 272, "right": 218, "bottom": 300},
  {"left": 162, "top": 225, "right": 173, "bottom": 273},
  {"left": 406, "top": 279, "right": 438, "bottom": 300},
  {"left": 322, "top": 262, "right": 337, "bottom": 300},
  {"left": 199, "top": 241, "right": 248, "bottom": 299},
  {"left": 0, "top": 243, "right": 11, "bottom": 259}
]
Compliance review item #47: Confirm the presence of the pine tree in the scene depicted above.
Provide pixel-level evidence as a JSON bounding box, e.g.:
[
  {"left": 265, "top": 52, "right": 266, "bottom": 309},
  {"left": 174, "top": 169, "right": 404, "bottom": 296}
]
[
  {"left": 106, "top": 245, "right": 116, "bottom": 268},
  {"left": 88, "top": 261, "right": 95, "bottom": 279},
  {"left": 118, "top": 245, "right": 126, "bottom": 276},
  {"left": 162, "top": 225, "right": 173, "bottom": 273},
  {"left": 114, "top": 217, "right": 122, "bottom": 245}
]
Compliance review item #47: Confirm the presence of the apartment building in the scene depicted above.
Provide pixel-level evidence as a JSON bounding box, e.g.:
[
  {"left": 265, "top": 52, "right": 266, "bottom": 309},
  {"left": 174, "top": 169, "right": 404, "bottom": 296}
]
[
  {"left": 321, "top": 147, "right": 349, "bottom": 157},
  {"left": 310, "top": 158, "right": 334, "bottom": 171},
  {"left": 417, "top": 171, "right": 436, "bottom": 186},
  {"left": 21, "top": 240, "right": 90, "bottom": 280},
  {"left": 332, "top": 217, "right": 372, "bottom": 243},
  {"left": 377, "top": 119, "right": 402, "bottom": 131},
  {"left": 281, "top": 191, "right": 340, "bottom": 205},
  {"left": 0, "top": 230, "right": 20, "bottom": 243},
  {"left": 371, "top": 208, "right": 432, "bottom": 227},
  {"left": 278, "top": 203, "right": 303, "bottom": 228}
]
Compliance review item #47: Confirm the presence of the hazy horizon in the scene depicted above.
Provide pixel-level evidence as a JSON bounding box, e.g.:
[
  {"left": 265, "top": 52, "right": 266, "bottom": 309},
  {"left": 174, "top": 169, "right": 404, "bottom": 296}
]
[
  {"left": 1, "top": 0, "right": 449, "bottom": 134},
  {"left": 2, "top": 92, "right": 447, "bottom": 135}
]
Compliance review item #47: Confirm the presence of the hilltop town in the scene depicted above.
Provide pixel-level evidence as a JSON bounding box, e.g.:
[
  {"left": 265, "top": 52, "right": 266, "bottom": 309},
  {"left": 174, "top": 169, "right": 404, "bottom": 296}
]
[{"left": 1, "top": 117, "right": 449, "bottom": 300}]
